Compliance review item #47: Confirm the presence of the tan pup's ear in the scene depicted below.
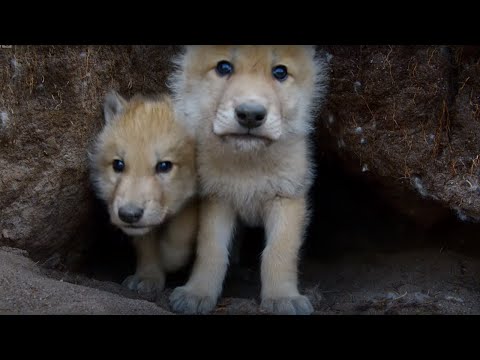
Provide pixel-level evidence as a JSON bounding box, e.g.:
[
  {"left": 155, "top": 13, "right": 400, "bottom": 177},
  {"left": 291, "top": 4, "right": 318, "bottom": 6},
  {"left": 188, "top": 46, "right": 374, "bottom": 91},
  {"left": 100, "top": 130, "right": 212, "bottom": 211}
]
[{"left": 103, "top": 90, "right": 127, "bottom": 124}]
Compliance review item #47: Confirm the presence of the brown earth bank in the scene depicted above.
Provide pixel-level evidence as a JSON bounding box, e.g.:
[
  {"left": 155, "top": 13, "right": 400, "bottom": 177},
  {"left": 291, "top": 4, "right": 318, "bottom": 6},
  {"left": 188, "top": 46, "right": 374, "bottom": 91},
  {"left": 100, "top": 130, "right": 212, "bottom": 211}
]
[
  {"left": 317, "top": 45, "right": 480, "bottom": 226},
  {"left": 1, "top": 45, "right": 480, "bottom": 314}
]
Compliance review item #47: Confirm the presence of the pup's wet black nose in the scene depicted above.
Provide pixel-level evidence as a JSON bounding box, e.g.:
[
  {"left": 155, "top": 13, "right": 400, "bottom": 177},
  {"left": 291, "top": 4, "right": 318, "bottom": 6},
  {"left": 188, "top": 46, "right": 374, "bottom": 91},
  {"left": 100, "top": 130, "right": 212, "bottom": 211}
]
[
  {"left": 235, "top": 102, "right": 267, "bottom": 129},
  {"left": 118, "top": 205, "right": 144, "bottom": 224}
]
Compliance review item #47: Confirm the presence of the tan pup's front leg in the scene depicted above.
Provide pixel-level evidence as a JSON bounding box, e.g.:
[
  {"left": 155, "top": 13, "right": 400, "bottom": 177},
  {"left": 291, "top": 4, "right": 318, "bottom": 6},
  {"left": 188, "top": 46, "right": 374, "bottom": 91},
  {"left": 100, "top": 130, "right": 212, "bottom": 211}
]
[
  {"left": 260, "top": 196, "right": 313, "bottom": 315},
  {"left": 123, "top": 234, "right": 166, "bottom": 295},
  {"left": 169, "top": 198, "right": 235, "bottom": 314}
]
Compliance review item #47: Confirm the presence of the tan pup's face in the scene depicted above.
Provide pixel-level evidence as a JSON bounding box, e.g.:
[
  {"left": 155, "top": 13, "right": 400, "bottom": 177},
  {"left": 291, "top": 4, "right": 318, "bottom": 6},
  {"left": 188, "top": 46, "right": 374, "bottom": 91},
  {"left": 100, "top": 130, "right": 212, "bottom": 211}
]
[
  {"left": 90, "top": 92, "right": 196, "bottom": 237},
  {"left": 170, "top": 45, "right": 325, "bottom": 152}
]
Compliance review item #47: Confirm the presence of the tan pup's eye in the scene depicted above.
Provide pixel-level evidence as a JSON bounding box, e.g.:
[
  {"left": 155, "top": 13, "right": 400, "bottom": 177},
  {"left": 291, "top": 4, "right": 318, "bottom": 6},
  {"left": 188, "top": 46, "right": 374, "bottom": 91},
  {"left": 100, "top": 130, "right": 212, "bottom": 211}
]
[
  {"left": 156, "top": 161, "right": 173, "bottom": 174},
  {"left": 112, "top": 159, "right": 125, "bottom": 173}
]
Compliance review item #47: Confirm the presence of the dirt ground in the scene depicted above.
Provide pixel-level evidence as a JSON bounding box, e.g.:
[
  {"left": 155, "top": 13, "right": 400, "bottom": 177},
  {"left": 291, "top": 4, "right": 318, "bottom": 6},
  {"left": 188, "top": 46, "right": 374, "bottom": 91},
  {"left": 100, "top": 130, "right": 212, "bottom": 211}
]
[
  {"left": 300, "top": 249, "right": 480, "bottom": 315},
  {"left": 2, "top": 242, "right": 479, "bottom": 315}
]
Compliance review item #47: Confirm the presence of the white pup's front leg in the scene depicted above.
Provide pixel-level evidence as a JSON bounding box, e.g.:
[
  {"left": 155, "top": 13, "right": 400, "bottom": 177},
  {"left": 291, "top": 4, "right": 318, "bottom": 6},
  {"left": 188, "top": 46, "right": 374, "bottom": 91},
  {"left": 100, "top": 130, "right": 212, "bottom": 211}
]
[
  {"left": 260, "top": 196, "right": 313, "bottom": 315},
  {"left": 123, "top": 234, "right": 165, "bottom": 295},
  {"left": 169, "top": 198, "right": 235, "bottom": 314}
]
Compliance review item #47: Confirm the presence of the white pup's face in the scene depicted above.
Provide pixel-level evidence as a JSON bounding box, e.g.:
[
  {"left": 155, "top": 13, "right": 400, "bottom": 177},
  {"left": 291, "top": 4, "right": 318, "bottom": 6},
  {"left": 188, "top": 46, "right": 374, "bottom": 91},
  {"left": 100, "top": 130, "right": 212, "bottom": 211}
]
[{"left": 170, "top": 45, "right": 327, "bottom": 152}]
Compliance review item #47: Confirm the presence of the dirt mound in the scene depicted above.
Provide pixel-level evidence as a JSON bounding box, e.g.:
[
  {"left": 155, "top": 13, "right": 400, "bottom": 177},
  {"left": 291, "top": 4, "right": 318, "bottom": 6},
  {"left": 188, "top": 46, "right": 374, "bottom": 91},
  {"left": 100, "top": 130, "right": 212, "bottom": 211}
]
[{"left": 0, "top": 247, "right": 171, "bottom": 314}]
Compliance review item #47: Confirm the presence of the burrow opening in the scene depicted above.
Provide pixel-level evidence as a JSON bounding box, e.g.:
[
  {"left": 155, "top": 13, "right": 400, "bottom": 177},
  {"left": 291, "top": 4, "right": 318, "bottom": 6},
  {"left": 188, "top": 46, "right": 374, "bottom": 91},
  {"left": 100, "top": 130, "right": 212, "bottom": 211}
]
[{"left": 73, "top": 137, "right": 480, "bottom": 309}]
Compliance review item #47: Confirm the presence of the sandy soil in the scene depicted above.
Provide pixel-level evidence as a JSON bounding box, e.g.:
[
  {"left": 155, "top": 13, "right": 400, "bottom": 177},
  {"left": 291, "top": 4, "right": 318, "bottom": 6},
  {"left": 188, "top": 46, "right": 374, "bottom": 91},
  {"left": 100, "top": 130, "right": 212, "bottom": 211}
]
[
  {"left": 2, "top": 245, "right": 479, "bottom": 315},
  {"left": 0, "top": 247, "right": 171, "bottom": 315}
]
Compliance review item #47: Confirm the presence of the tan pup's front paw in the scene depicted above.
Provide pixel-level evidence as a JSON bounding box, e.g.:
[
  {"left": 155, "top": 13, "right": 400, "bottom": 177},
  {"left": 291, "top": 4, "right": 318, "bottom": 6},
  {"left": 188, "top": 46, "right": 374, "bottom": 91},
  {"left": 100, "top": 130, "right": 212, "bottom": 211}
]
[
  {"left": 260, "top": 295, "right": 314, "bottom": 315},
  {"left": 169, "top": 286, "right": 217, "bottom": 314},
  {"left": 122, "top": 273, "right": 166, "bottom": 295}
]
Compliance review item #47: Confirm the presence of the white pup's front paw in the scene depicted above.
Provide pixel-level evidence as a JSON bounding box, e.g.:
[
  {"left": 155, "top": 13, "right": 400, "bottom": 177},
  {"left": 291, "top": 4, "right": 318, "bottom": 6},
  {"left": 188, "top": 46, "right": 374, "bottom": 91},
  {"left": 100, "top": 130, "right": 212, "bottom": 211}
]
[
  {"left": 122, "top": 273, "right": 166, "bottom": 295},
  {"left": 260, "top": 295, "right": 314, "bottom": 315},
  {"left": 169, "top": 286, "right": 218, "bottom": 314}
]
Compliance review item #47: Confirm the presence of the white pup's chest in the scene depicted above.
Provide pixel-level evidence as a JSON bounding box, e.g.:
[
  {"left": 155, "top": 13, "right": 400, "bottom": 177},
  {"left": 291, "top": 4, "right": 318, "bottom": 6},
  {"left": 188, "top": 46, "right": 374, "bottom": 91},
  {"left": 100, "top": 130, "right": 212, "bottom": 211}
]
[{"left": 199, "top": 164, "right": 308, "bottom": 226}]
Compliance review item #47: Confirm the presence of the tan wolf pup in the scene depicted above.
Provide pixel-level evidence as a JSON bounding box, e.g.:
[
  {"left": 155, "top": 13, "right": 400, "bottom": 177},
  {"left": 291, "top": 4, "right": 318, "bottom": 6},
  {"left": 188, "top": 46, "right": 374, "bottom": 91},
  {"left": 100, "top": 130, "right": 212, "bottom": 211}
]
[{"left": 89, "top": 90, "right": 198, "bottom": 295}]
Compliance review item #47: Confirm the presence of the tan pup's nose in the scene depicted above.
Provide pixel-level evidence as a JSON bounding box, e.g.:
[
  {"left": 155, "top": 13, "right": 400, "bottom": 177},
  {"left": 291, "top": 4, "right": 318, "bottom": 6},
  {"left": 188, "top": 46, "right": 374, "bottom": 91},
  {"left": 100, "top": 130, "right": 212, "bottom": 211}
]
[{"left": 118, "top": 204, "right": 144, "bottom": 224}]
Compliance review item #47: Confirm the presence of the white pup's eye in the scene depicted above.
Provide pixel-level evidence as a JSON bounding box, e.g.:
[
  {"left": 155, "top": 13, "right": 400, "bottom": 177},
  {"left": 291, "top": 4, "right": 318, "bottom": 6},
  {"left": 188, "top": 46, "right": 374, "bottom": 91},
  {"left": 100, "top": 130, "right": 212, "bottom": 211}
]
[
  {"left": 216, "top": 60, "right": 234, "bottom": 76},
  {"left": 272, "top": 65, "right": 288, "bottom": 81}
]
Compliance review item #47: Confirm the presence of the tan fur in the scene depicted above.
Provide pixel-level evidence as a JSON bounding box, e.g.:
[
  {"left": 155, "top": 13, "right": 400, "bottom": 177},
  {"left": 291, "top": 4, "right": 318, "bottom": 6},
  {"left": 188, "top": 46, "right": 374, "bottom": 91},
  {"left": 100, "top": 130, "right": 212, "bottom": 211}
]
[
  {"left": 168, "top": 45, "right": 328, "bottom": 314},
  {"left": 89, "top": 91, "right": 198, "bottom": 295}
]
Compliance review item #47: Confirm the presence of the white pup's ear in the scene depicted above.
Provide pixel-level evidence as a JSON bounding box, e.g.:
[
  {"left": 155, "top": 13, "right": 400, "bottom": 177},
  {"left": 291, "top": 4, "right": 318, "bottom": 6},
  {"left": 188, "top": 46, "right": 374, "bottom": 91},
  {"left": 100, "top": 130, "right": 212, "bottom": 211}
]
[
  {"left": 303, "top": 45, "right": 318, "bottom": 56},
  {"left": 103, "top": 90, "right": 127, "bottom": 124}
]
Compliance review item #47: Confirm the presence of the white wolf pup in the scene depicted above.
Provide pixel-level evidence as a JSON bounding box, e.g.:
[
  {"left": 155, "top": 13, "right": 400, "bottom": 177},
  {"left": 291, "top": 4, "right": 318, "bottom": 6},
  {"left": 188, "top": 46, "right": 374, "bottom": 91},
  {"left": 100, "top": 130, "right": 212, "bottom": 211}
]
[
  {"left": 89, "top": 90, "right": 198, "bottom": 295},
  {"left": 168, "top": 45, "right": 328, "bottom": 314}
]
